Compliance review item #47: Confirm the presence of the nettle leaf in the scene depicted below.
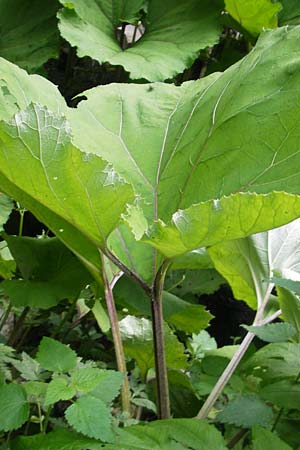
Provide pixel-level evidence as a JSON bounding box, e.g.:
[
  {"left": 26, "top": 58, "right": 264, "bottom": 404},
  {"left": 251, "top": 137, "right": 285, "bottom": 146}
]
[
  {"left": 11, "top": 430, "right": 103, "bottom": 450},
  {"left": 252, "top": 426, "right": 293, "bottom": 450},
  {"left": 217, "top": 394, "right": 274, "bottom": 428},
  {"left": 12, "top": 352, "right": 42, "bottom": 381},
  {"left": 278, "top": 0, "right": 300, "bottom": 26},
  {"left": 243, "top": 343, "right": 300, "bottom": 381},
  {"left": 0, "top": 192, "right": 13, "bottom": 231},
  {"left": 243, "top": 323, "right": 297, "bottom": 343},
  {"left": 261, "top": 379, "right": 300, "bottom": 410},
  {"left": 10, "top": 420, "right": 227, "bottom": 450},
  {"left": 2, "top": 236, "right": 92, "bottom": 308},
  {"left": 36, "top": 337, "right": 77, "bottom": 373},
  {"left": 87, "top": 370, "right": 124, "bottom": 404},
  {"left": 119, "top": 315, "right": 186, "bottom": 379},
  {"left": 209, "top": 219, "right": 300, "bottom": 308},
  {"left": 57, "top": 0, "right": 221, "bottom": 81},
  {"left": 0, "top": 384, "right": 29, "bottom": 432},
  {"left": 277, "top": 288, "right": 300, "bottom": 342},
  {"left": 45, "top": 377, "right": 76, "bottom": 406},
  {"left": 0, "top": 0, "right": 60, "bottom": 71},
  {"left": 0, "top": 103, "right": 134, "bottom": 281},
  {"left": 65, "top": 395, "right": 114, "bottom": 442},
  {"left": 67, "top": 26, "right": 300, "bottom": 278},
  {"left": 225, "top": 0, "right": 281, "bottom": 36}
]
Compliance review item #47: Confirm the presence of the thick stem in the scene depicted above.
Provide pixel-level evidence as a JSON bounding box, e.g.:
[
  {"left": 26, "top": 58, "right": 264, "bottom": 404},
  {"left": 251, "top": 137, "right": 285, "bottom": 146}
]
[
  {"left": 103, "top": 248, "right": 151, "bottom": 296},
  {"left": 151, "top": 260, "right": 171, "bottom": 419},
  {"left": 101, "top": 253, "right": 131, "bottom": 416},
  {"left": 197, "top": 285, "right": 275, "bottom": 420}
]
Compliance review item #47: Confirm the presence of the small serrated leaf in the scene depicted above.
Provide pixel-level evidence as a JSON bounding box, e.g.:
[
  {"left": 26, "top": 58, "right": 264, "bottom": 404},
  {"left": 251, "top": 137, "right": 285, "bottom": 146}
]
[
  {"left": 0, "top": 384, "right": 29, "bottom": 432},
  {"left": 90, "top": 370, "right": 124, "bottom": 405},
  {"left": 36, "top": 337, "right": 77, "bottom": 373},
  {"left": 12, "top": 352, "right": 42, "bottom": 381},
  {"left": 217, "top": 394, "right": 274, "bottom": 428},
  {"left": 65, "top": 395, "right": 114, "bottom": 442},
  {"left": 243, "top": 323, "right": 296, "bottom": 343},
  {"left": 45, "top": 377, "right": 76, "bottom": 406}
]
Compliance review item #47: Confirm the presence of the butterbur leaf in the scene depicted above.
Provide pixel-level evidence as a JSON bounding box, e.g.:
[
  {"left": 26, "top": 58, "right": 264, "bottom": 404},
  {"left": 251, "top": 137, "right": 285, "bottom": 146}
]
[
  {"left": 58, "top": 0, "right": 221, "bottom": 81},
  {"left": 0, "top": 192, "right": 13, "bottom": 232},
  {"left": 144, "top": 192, "right": 300, "bottom": 259},
  {"left": 2, "top": 236, "right": 92, "bottom": 309},
  {"left": 261, "top": 380, "right": 300, "bottom": 410},
  {"left": 45, "top": 377, "right": 76, "bottom": 406},
  {"left": 0, "top": 0, "right": 60, "bottom": 71},
  {"left": 252, "top": 426, "right": 293, "bottom": 450},
  {"left": 225, "top": 0, "right": 281, "bottom": 36},
  {"left": 36, "top": 337, "right": 77, "bottom": 373},
  {"left": 65, "top": 395, "right": 114, "bottom": 442},
  {"left": 243, "top": 323, "right": 296, "bottom": 343},
  {"left": 0, "top": 103, "right": 134, "bottom": 281},
  {"left": 0, "top": 384, "right": 29, "bottom": 432},
  {"left": 217, "top": 394, "right": 274, "bottom": 428},
  {"left": 209, "top": 219, "right": 300, "bottom": 309},
  {"left": 278, "top": 0, "right": 300, "bottom": 26}
]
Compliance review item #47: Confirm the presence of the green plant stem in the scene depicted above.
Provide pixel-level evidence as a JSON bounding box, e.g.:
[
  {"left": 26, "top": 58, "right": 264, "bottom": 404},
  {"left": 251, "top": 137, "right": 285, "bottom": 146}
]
[
  {"left": 104, "top": 248, "right": 151, "bottom": 295},
  {"left": 8, "top": 306, "right": 30, "bottom": 346},
  {"left": 151, "top": 259, "right": 171, "bottom": 420},
  {"left": 0, "top": 300, "right": 12, "bottom": 332},
  {"left": 227, "top": 429, "right": 249, "bottom": 449},
  {"left": 101, "top": 253, "right": 131, "bottom": 416},
  {"left": 43, "top": 406, "right": 52, "bottom": 433},
  {"left": 197, "top": 285, "right": 275, "bottom": 420},
  {"left": 17, "top": 202, "right": 26, "bottom": 236},
  {"left": 272, "top": 408, "right": 284, "bottom": 432},
  {"left": 50, "top": 300, "right": 77, "bottom": 339}
]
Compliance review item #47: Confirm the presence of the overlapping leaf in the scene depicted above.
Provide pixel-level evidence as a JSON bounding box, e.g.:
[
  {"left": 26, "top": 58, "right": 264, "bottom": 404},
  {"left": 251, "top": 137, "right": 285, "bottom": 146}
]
[
  {"left": 0, "top": 103, "right": 134, "bottom": 280},
  {"left": 225, "top": 0, "right": 281, "bottom": 36},
  {"left": 66, "top": 26, "right": 300, "bottom": 277},
  {"left": 57, "top": 0, "right": 221, "bottom": 81},
  {"left": 0, "top": 0, "right": 60, "bottom": 71}
]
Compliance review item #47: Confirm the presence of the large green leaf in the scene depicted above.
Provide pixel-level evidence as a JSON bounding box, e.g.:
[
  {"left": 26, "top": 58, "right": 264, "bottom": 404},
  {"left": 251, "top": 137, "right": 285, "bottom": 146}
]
[
  {"left": 2, "top": 236, "right": 91, "bottom": 308},
  {"left": 0, "top": 57, "right": 66, "bottom": 122},
  {"left": 209, "top": 219, "right": 300, "bottom": 308},
  {"left": 0, "top": 384, "right": 29, "bottom": 432},
  {"left": 0, "top": 0, "right": 60, "bottom": 71},
  {"left": 0, "top": 192, "right": 13, "bottom": 231},
  {"left": 278, "top": 0, "right": 300, "bottom": 25},
  {"left": 67, "top": 26, "right": 300, "bottom": 277},
  {"left": 225, "top": 0, "right": 282, "bottom": 36},
  {"left": 143, "top": 192, "right": 300, "bottom": 258},
  {"left": 57, "top": 0, "right": 221, "bottom": 81},
  {"left": 0, "top": 104, "right": 134, "bottom": 281},
  {"left": 252, "top": 426, "right": 293, "bottom": 450}
]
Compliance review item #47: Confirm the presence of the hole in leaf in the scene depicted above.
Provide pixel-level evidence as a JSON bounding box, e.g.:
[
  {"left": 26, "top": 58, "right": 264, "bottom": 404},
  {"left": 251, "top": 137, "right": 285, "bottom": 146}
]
[{"left": 116, "top": 21, "right": 146, "bottom": 50}]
